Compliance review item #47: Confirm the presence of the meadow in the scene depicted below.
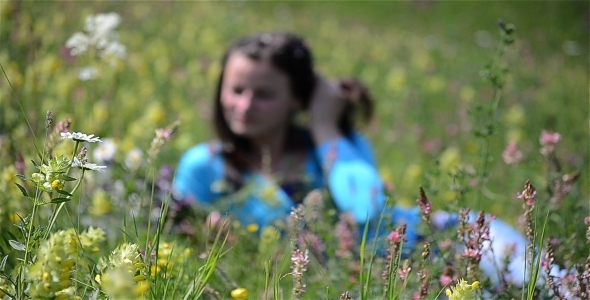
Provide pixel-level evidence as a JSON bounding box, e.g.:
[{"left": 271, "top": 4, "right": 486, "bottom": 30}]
[{"left": 0, "top": 1, "right": 588, "bottom": 299}]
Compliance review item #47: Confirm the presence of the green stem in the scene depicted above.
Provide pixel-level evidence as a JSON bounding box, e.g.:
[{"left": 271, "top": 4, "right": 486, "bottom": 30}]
[
  {"left": 18, "top": 126, "right": 52, "bottom": 298},
  {"left": 475, "top": 88, "right": 502, "bottom": 207},
  {"left": 44, "top": 169, "right": 85, "bottom": 239}
]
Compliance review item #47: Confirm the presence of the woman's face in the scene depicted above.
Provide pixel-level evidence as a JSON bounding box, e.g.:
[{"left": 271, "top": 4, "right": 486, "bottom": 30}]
[{"left": 220, "top": 53, "right": 299, "bottom": 139}]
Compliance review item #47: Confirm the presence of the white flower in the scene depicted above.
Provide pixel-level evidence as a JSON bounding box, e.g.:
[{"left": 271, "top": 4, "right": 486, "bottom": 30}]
[
  {"left": 72, "top": 157, "right": 107, "bottom": 172},
  {"left": 100, "top": 40, "right": 126, "bottom": 59},
  {"left": 61, "top": 132, "right": 103, "bottom": 143},
  {"left": 78, "top": 66, "right": 99, "bottom": 81},
  {"left": 93, "top": 139, "right": 117, "bottom": 163},
  {"left": 85, "top": 13, "right": 121, "bottom": 39},
  {"left": 124, "top": 148, "right": 143, "bottom": 171},
  {"left": 65, "top": 32, "right": 90, "bottom": 56},
  {"left": 64, "top": 12, "right": 125, "bottom": 60}
]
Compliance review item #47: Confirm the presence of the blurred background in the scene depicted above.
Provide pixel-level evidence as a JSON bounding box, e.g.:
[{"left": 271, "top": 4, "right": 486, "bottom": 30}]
[{"left": 1, "top": 1, "right": 588, "bottom": 222}]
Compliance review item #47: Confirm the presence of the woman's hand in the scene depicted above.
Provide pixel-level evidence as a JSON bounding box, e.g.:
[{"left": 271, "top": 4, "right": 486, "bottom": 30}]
[{"left": 309, "top": 74, "right": 346, "bottom": 144}]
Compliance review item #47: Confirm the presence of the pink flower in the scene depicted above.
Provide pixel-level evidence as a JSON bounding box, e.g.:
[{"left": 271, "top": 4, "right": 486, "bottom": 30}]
[
  {"left": 398, "top": 266, "right": 411, "bottom": 280},
  {"left": 539, "top": 130, "right": 561, "bottom": 146},
  {"left": 439, "top": 275, "right": 454, "bottom": 286},
  {"left": 539, "top": 130, "right": 561, "bottom": 156},
  {"left": 502, "top": 141, "right": 523, "bottom": 164},
  {"left": 387, "top": 231, "right": 403, "bottom": 243},
  {"left": 462, "top": 248, "right": 481, "bottom": 260}
]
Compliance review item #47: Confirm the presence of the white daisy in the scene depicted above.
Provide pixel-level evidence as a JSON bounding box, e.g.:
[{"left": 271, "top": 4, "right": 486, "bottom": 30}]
[
  {"left": 61, "top": 132, "right": 103, "bottom": 143},
  {"left": 78, "top": 66, "right": 99, "bottom": 81},
  {"left": 72, "top": 157, "right": 107, "bottom": 172},
  {"left": 124, "top": 148, "right": 143, "bottom": 171},
  {"left": 93, "top": 138, "right": 117, "bottom": 163}
]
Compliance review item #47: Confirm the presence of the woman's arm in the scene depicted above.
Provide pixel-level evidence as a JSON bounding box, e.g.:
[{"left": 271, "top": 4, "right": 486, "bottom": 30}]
[{"left": 315, "top": 132, "right": 386, "bottom": 225}]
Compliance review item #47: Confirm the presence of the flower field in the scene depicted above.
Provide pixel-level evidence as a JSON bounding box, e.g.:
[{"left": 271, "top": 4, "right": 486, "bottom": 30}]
[{"left": 0, "top": 1, "right": 588, "bottom": 299}]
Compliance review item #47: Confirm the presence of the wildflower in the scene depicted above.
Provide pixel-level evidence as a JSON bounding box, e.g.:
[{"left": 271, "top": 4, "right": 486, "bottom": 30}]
[
  {"left": 27, "top": 229, "right": 79, "bottom": 299},
  {"left": 246, "top": 223, "right": 259, "bottom": 233},
  {"left": 502, "top": 141, "right": 523, "bottom": 164},
  {"left": 398, "top": 260, "right": 412, "bottom": 280},
  {"left": 539, "top": 130, "right": 561, "bottom": 156},
  {"left": 445, "top": 279, "right": 480, "bottom": 300},
  {"left": 46, "top": 110, "right": 54, "bottom": 129},
  {"left": 100, "top": 266, "right": 149, "bottom": 299},
  {"left": 291, "top": 248, "right": 309, "bottom": 299},
  {"left": 416, "top": 187, "right": 431, "bottom": 224},
  {"left": 72, "top": 157, "right": 107, "bottom": 172},
  {"left": 92, "top": 138, "right": 117, "bottom": 164},
  {"left": 89, "top": 190, "right": 111, "bottom": 216},
  {"left": 124, "top": 148, "right": 143, "bottom": 171},
  {"left": 301, "top": 189, "right": 324, "bottom": 224},
  {"left": 147, "top": 121, "right": 179, "bottom": 163},
  {"left": 96, "top": 242, "right": 147, "bottom": 297},
  {"left": 79, "top": 226, "right": 106, "bottom": 253},
  {"left": 439, "top": 147, "right": 460, "bottom": 172},
  {"left": 60, "top": 132, "right": 103, "bottom": 143},
  {"left": 334, "top": 213, "right": 358, "bottom": 258},
  {"left": 77, "top": 66, "right": 99, "bottom": 81},
  {"left": 231, "top": 287, "right": 248, "bottom": 300},
  {"left": 65, "top": 12, "right": 126, "bottom": 59}
]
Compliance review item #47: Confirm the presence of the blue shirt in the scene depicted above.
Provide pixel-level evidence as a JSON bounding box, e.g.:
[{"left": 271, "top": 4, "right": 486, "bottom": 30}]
[{"left": 173, "top": 132, "right": 421, "bottom": 248}]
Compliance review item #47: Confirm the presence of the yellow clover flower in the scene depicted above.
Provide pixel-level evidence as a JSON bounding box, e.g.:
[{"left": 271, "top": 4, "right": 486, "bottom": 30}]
[
  {"left": 231, "top": 287, "right": 248, "bottom": 300},
  {"left": 445, "top": 279, "right": 480, "bottom": 300}
]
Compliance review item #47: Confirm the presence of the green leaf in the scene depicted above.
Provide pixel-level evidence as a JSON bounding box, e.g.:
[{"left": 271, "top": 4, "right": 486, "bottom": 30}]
[
  {"left": 55, "top": 189, "right": 73, "bottom": 197},
  {"left": 50, "top": 197, "right": 71, "bottom": 204},
  {"left": 31, "top": 159, "right": 40, "bottom": 168},
  {"left": 16, "top": 174, "right": 26, "bottom": 181},
  {"left": 60, "top": 175, "right": 77, "bottom": 182},
  {"left": 8, "top": 240, "right": 25, "bottom": 251},
  {"left": 0, "top": 255, "right": 7, "bottom": 271},
  {"left": 14, "top": 182, "right": 28, "bottom": 197}
]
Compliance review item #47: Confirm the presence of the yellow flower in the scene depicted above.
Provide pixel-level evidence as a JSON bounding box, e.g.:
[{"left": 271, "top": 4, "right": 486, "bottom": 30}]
[
  {"left": 246, "top": 223, "right": 259, "bottom": 233},
  {"left": 51, "top": 179, "right": 65, "bottom": 190},
  {"left": 439, "top": 147, "right": 460, "bottom": 172},
  {"left": 231, "top": 287, "right": 248, "bottom": 300},
  {"left": 445, "top": 279, "right": 480, "bottom": 300}
]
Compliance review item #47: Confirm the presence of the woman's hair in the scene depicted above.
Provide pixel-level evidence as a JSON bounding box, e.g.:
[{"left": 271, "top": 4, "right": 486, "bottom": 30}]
[{"left": 212, "top": 32, "right": 374, "bottom": 188}]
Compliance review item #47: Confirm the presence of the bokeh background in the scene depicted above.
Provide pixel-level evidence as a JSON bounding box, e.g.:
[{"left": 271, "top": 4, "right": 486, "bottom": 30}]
[{"left": 1, "top": 1, "right": 588, "bottom": 222}]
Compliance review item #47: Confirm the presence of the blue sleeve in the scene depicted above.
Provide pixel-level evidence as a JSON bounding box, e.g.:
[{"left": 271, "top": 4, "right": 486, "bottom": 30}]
[
  {"left": 173, "top": 142, "right": 295, "bottom": 229},
  {"left": 315, "top": 132, "right": 386, "bottom": 224},
  {"left": 173, "top": 143, "right": 225, "bottom": 204}
]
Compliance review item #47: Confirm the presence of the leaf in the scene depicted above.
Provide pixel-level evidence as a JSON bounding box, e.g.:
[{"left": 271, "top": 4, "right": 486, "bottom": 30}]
[
  {"left": 50, "top": 197, "right": 70, "bottom": 204},
  {"left": 8, "top": 240, "right": 25, "bottom": 251},
  {"left": 55, "top": 189, "right": 73, "bottom": 197},
  {"left": 13, "top": 182, "right": 28, "bottom": 197},
  {"left": 60, "top": 175, "right": 77, "bottom": 182},
  {"left": 31, "top": 159, "right": 40, "bottom": 168},
  {"left": 16, "top": 174, "right": 27, "bottom": 181},
  {"left": 0, "top": 255, "right": 7, "bottom": 271}
]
